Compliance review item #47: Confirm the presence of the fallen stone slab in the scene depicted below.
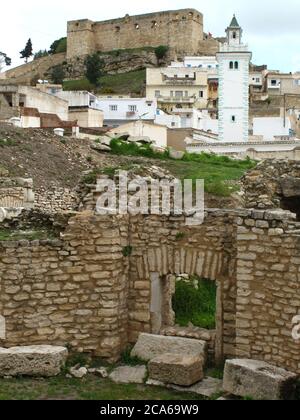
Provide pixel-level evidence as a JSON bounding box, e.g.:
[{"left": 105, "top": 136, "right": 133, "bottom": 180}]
[
  {"left": 91, "top": 144, "right": 111, "bottom": 152},
  {"left": 131, "top": 333, "right": 207, "bottom": 363},
  {"left": 169, "top": 149, "right": 185, "bottom": 160},
  {"left": 149, "top": 353, "right": 204, "bottom": 386},
  {"left": 223, "top": 359, "right": 298, "bottom": 400},
  {"left": 0, "top": 345, "right": 68, "bottom": 377},
  {"left": 146, "top": 376, "right": 223, "bottom": 398},
  {"left": 109, "top": 365, "right": 147, "bottom": 384}
]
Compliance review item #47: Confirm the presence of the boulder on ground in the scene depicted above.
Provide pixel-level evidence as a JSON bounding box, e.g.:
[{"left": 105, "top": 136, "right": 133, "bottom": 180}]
[
  {"left": 149, "top": 353, "right": 204, "bottom": 386},
  {"left": 0, "top": 345, "right": 68, "bottom": 377},
  {"left": 131, "top": 333, "right": 207, "bottom": 363},
  {"left": 169, "top": 149, "right": 185, "bottom": 160},
  {"left": 223, "top": 359, "right": 298, "bottom": 400},
  {"left": 91, "top": 143, "right": 111, "bottom": 152},
  {"left": 99, "top": 136, "right": 112, "bottom": 146}
]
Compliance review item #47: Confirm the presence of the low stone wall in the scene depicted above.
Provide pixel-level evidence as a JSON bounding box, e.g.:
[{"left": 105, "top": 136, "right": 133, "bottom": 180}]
[
  {"left": 0, "top": 208, "right": 299, "bottom": 373},
  {"left": 34, "top": 186, "right": 78, "bottom": 214}
]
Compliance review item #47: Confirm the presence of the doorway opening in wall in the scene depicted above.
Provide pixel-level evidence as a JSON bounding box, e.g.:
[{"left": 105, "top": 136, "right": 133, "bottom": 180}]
[
  {"left": 150, "top": 273, "right": 217, "bottom": 334},
  {"left": 280, "top": 196, "right": 300, "bottom": 220},
  {"left": 172, "top": 276, "right": 217, "bottom": 330}
]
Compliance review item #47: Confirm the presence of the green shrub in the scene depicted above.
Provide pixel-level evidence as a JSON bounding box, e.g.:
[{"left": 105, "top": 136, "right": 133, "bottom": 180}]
[
  {"left": 109, "top": 138, "right": 170, "bottom": 160},
  {"left": 155, "top": 45, "right": 169, "bottom": 61},
  {"left": 172, "top": 278, "right": 217, "bottom": 330},
  {"left": 121, "top": 347, "right": 145, "bottom": 366}
]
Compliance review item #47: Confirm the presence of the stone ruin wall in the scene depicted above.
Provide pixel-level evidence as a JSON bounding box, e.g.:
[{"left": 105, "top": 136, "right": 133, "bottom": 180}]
[
  {"left": 0, "top": 208, "right": 299, "bottom": 372},
  {"left": 67, "top": 9, "right": 219, "bottom": 60}
]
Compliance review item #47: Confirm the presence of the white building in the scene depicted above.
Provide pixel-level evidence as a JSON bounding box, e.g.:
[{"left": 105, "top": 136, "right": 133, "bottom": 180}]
[
  {"left": 97, "top": 97, "right": 157, "bottom": 127},
  {"left": 253, "top": 117, "right": 291, "bottom": 141},
  {"left": 55, "top": 91, "right": 102, "bottom": 110},
  {"left": 171, "top": 56, "right": 219, "bottom": 70},
  {"left": 216, "top": 15, "right": 252, "bottom": 142}
]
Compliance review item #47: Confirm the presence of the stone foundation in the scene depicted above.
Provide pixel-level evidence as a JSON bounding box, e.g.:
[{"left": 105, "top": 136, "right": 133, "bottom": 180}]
[{"left": 0, "top": 208, "right": 299, "bottom": 373}]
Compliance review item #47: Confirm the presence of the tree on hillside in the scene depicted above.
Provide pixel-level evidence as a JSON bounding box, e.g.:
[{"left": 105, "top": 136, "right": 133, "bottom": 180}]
[
  {"left": 0, "top": 52, "right": 11, "bottom": 72},
  {"left": 20, "top": 39, "right": 33, "bottom": 63},
  {"left": 50, "top": 64, "right": 66, "bottom": 84},
  {"left": 85, "top": 54, "right": 105, "bottom": 87},
  {"left": 49, "top": 37, "right": 67, "bottom": 55},
  {"left": 34, "top": 49, "right": 49, "bottom": 60},
  {"left": 155, "top": 45, "right": 169, "bottom": 62}
]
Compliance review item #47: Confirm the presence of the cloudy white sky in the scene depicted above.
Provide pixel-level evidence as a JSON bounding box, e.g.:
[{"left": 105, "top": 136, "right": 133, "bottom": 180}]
[{"left": 1, "top": 0, "right": 300, "bottom": 72}]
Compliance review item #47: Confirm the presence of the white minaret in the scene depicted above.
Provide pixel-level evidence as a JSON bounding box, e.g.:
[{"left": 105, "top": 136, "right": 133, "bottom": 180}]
[{"left": 216, "top": 16, "right": 252, "bottom": 142}]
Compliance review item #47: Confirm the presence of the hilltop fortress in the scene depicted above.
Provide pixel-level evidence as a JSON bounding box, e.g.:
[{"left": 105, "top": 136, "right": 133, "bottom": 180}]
[{"left": 67, "top": 9, "right": 220, "bottom": 59}]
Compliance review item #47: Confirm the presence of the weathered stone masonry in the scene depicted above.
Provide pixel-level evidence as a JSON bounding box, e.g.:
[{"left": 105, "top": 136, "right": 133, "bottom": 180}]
[
  {"left": 67, "top": 9, "right": 219, "bottom": 60},
  {"left": 0, "top": 209, "right": 299, "bottom": 372}
]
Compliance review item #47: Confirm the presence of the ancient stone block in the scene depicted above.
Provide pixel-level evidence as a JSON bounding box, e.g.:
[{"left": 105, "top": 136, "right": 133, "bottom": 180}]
[
  {"left": 149, "top": 353, "right": 204, "bottom": 386},
  {"left": 223, "top": 359, "right": 298, "bottom": 400},
  {"left": 131, "top": 333, "right": 207, "bottom": 362},
  {"left": 0, "top": 345, "right": 68, "bottom": 377},
  {"left": 109, "top": 365, "right": 147, "bottom": 384}
]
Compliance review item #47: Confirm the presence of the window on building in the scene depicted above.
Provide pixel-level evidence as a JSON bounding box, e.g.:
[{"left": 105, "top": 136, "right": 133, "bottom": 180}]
[
  {"left": 199, "top": 91, "right": 204, "bottom": 98},
  {"left": 187, "top": 64, "right": 192, "bottom": 68},
  {"left": 175, "top": 91, "right": 183, "bottom": 98},
  {"left": 256, "top": 78, "right": 260, "bottom": 83},
  {"left": 271, "top": 79, "right": 277, "bottom": 86},
  {"left": 171, "top": 122, "right": 176, "bottom": 127},
  {"left": 185, "top": 91, "right": 188, "bottom": 97},
  {"left": 231, "top": 115, "right": 236, "bottom": 123},
  {"left": 110, "top": 105, "right": 118, "bottom": 111},
  {"left": 234, "top": 61, "right": 239, "bottom": 70},
  {"left": 233, "top": 32, "right": 237, "bottom": 39},
  {"left": 229, "top": 61, "right": 234, "bottom": 70},
  {"left": 198, "top": 64, "right": 203, "bottom": 68},
  {"left": 128, "top": 105, "right": 137, "bottom": 112},
  {"left": 155, "top": 90, "right": 161, "bottom": 98},
  {"left": 170, "top": 91, "right": 174, "bottom": 97}
]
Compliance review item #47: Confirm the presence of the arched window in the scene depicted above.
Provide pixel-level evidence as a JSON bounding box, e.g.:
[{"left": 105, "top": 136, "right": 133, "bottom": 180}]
[
  {"left": 234, "top": 61, "right": 239, "bottom": 70},
  {"left": 229, "top": 61, "right": 234, "bottom": 70},
  {"left": 233, "top": 31, "right": 237, "bottom": 39}
]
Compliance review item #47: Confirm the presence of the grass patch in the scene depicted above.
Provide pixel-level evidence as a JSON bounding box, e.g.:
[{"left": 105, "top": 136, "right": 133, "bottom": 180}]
[
  {"left": 173, "top": 278, "right": 217, "bottom": 330},
  {"left": 163, "top": 154, "right": 255, "bottom": 197},
  {"left": 120, "top": 347, "right": 145, "bottom": 367},
  {"left": 0, "top": 229, "right": 54, "bottom": 242},
  {"left": 63, "top": 78, "right": 94, "bottom": 91},
  {"left": 98, "top": 69, "right": 146, "bottom": 95},
  {"left": 110, "top": 138, "right": 170, "bottom": 160},
  {"left": 0, "top": 139, "right": 17, "bottom": 147},
  {"left": 63, "top": 69, "right": 146, "bottom": 95},
  {"left": 0, "top": 376, "right": 204, "bottom": 400}
]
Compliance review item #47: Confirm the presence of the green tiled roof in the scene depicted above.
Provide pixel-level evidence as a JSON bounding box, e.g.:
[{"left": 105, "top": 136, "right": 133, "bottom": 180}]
[{"left": 229, "top": 15, "right": 240, "bottom": 28}]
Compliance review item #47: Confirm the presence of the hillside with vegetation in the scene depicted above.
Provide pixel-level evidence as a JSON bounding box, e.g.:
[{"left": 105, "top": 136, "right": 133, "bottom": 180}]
[{"left": 0, "top": 126, "right": 255, "bottom": 205}]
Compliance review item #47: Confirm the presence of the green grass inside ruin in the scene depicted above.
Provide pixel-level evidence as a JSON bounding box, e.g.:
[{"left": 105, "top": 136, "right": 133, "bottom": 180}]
[
  {"left": 173, "top": 278, "right": 217, "bottom": 330},
  {"left": 0, "top": 376, "right": 204, "bottom": 401},
  {"left": 0, "top": 229, "right": 55, "bottom": 242},
  {"left": 85, "top": 139, "right": 256, "bottom": 197}
]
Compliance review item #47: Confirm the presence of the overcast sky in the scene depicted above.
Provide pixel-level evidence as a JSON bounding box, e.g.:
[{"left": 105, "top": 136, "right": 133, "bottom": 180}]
[{"left": 1, "top": 0, "right": 300, "bottom": 72}]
